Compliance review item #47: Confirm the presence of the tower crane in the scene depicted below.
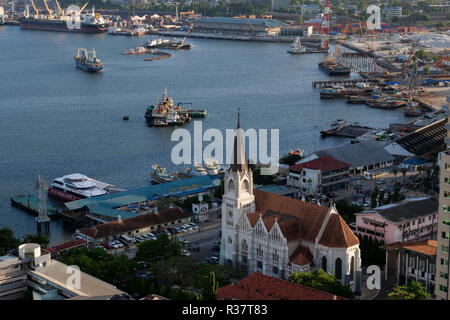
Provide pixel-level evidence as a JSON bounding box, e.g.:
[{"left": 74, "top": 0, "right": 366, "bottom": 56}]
[{"left": 325, "top": 23, "right": 349, "bottom": 64}]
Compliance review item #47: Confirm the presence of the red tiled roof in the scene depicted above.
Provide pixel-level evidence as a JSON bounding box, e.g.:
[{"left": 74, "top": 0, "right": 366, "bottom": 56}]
[
  {"left": 217, "top": 272, "right": 346, "bottom": 300},
  {"left": 289, "top": 156, "right": 350, "bottom": 173},
  {"left": 78, "top": 207, "right": 192, "bottom": 240},
  {"left": 381, "top": 240, "right": 437, "bottom": 256},
  {"left": 289, "top": 245, "right": 314, "bottom": 267},
  {"left": 318, "top": 214, "right": 360, "bottom": 248},
  {"left": 254, "top": 190, "right": 329, "bottom": 243},
  {"left": 47, "top": 238, "right": 87, "bottom": 255}
]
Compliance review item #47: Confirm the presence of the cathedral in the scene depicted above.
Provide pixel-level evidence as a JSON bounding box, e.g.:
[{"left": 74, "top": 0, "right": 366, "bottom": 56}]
[{"left": 219, "top": 113, "right": 362, "bottom": 292}]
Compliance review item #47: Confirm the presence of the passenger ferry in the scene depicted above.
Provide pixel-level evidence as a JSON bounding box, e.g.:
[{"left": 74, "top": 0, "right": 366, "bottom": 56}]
[{"left": 47, "top": 173, "right": 108, "bottom": 201}]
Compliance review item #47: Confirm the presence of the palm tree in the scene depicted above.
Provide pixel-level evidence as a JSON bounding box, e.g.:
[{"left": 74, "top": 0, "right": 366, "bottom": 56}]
[
  {"left": 393, "top": 167, "right": 398, "bottom": 185},
  {"left": 401, "top": 168, "right": 407, "bottom": 188}
]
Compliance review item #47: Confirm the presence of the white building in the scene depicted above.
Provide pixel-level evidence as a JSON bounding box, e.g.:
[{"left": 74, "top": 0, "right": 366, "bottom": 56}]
[
  {"left": 219, "top": 113, "right": 362, "bottom": 292},
  {"left": 386, "top": 6, "right": 403, "bottom": 18}
]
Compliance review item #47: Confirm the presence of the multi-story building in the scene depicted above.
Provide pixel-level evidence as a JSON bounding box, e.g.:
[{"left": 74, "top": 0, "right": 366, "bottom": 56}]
[
  {"left": 436, "top": 103, "right": 450, "bottom": 300},
  {"left": 287, "top": 156, "right": 350, "bottom": 195},
  {"left": 193, "top": 17, "right": 286, "bottom": 37},
  {"left": 381, "top": 240, "right": 437, "bottom": 294},
  {"left": 386, "top": 6, "right": 403, "bottom": 18},
  {"left": 353, "top": 197, "right": 438, "bottom": 244},
  {"left": 219, "top": 113, "right": 362, "bottom": 293}
]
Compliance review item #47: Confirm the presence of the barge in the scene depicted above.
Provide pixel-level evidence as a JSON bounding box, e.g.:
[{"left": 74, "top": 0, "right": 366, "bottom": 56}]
[{"left": 318, "top": 61, "right": 351, "bottom": 76}]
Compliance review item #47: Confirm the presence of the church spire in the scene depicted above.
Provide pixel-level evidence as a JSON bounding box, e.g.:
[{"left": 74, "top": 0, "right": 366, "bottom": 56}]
[{"left": 230, "top": 108, "right": 247, "bottom": 172}]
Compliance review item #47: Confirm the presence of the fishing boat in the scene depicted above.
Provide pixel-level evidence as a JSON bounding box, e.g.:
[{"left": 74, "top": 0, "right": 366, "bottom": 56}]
[
  {"left": 74, "top": 48, "right": 103, "bottom": 72},
  {"left": 151, "top": 165, "right": 177, "bottom": 183},
  {"left": 287, "top": 37, "right": 307, "bottom": 54}
]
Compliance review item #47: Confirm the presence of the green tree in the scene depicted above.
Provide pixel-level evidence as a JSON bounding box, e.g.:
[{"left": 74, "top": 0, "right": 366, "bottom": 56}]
[
  {"left": 22, "top": 233, "right": 49, "bottom": 248},
  {"left": 401, "top": 168, "right": 408, "bottom": 187},
  {"left": 288, "top": 269, "right": 354, "bottom": 299},
  {"left": 202, "top": 272, "right": 219, "bottom": 300},
  {"left": 280, "top": 153, "right": 302, "bottom": 166},
  {"left": 388, "top": 281, "right": 430, "bottom": 300},
  {"left": 0, "top": 228, "right": 20, "bottom": 256},
  {"left": 134, "top": 233, "right": 181, "bottom": 265}
]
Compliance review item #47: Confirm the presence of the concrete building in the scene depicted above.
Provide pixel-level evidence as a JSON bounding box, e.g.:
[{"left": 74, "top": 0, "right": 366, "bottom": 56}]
[
  {"left": 279, "top": 25, "right": 313, "bottom": 38},
  {"left": 296, "top": 141, "right": 395, "bottom": 174},
  {"left": 193, "top": 17, "right": 286, "bottom": 37},
  {"left": 435, "top": 104, "right": 450, "bottom": 300},
  {"left": 381, "top": 240, "right": 437, "bottom": 294},
  {"left": 287, "top": 156, "right": 350, "bottom": 195},
  {"left": 0, "top": 243, "right": 125, "bottom": 300},
  {"left": 385, "top": 6, "right": 403, "bottom": 18},
  {"left": 219, "top": 113, "right": 362, "bottom": 292},
  {"left": 353, "top": 197, "right": 438, "bottom": 244},
  {"left": 76, "top": 207, "right": 193, "bottom": 244},
  {"left": 274, "top": 0, "right": 289, "bottom": 11}
]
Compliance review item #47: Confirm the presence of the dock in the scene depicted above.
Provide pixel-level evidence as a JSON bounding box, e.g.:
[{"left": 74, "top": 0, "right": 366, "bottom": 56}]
[
  {"left": 10, "top": 195, "right": 61, "bottom": 216},
  {"left": 320, "top": 124, "right": 374, "bottom": 138},
  {"left": 144, "top": 51, "right": 172, "bottom": 61},
  {"left": 312, "top": 78, "right": 383, "bottom": 88}
]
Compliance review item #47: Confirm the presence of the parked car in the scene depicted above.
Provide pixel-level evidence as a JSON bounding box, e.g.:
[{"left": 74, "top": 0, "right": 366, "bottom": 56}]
[
  {"left": 181, "top": 249, "right": 191, "bottom": 257},
  {"left": 209, "top": 256, "right": 219, "bottom": 264}
]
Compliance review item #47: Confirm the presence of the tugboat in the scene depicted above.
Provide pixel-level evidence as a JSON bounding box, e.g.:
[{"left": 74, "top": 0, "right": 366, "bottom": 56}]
[
  {"left": 145, "top": 89, "right": 192, "bottom": 127},
  {"left": 74, "top": 48, "right": 103, "bottom": 72},
  {"left": 287, "top": 37, "right": 307, "bottom": 54}
]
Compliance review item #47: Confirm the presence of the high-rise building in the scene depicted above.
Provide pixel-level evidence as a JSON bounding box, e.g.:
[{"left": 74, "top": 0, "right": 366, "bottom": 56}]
[{"left": 435, "top": 98, "right": 450, "bottom": 300}]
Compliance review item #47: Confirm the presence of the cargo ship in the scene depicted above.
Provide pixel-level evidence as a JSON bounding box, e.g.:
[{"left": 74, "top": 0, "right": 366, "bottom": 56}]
[
  {"left": 19, "top": 6, "right": 108, "bottom": 33},
  {"left": 318, "top": 61, "right": 351, "bottom": 76},
  {"left": 74, "top": 48, "right": 103, "bottom": 72}
]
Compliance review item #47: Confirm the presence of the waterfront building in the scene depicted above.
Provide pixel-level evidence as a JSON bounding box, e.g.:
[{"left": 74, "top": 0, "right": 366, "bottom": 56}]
[
  {"left": 435, "top": 102, "right": 450, "bottom": 300},
  {"left": 287, "top": 156, "right": 350, "bottom": 195},
  {"left": 381, "top": 240, "right": 436, "bottom": 294},
  {"left": 353, "top": 197, "right": 438, "bottom": 244},
  {"left": 63, "top": 175, "right": 218, "bottom": 224},
  {"left": 274, "top": 0, "right": 289, "bottom": 11},
  {"left": 385, "top": 6, "right": 403, "bottom": 18},
  {"left": 217, "top": 272, "right": 347, "bottom": 300},
  {"left": 219, "top": 113, "right": 361, "bottom": 292},
  {"left": 76, "top": 207, "right": 193, "bottom": 244},
  {"left": 0, "top": 243, "right": 124, "bottom": 300},
  {"left": 296, "top": 141, "right": 395, "bottom": 174},
  {"left": 279, "top": 25, "right": 313, "bottom": 38},
  {"left": 193, "top": 17, "right": 286, "bottom": 37}
]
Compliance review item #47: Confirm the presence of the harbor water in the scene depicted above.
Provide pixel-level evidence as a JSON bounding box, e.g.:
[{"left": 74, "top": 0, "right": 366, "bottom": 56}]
[{"left": 0, "top": 26, "right": 406, "bottom": 244}]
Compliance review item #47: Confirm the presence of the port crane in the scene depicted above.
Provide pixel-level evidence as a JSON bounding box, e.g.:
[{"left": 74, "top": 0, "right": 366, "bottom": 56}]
[
  {"left": 321, "top": 0, "right": 331, "bottom": 49},
  {"left": 28, "top": 0, "right": 39, "bottom": 16},
  {"left": 325, "top": 22, "right": 349, "bottom": 64},
  {"left": 42, "top": 0, "right": 53, "bottom": 17},
  {"left": 80, "top": 2, "right": 88, "bottom": 12},
  {"left": 54, "top": 0, "right": 64, "bottom": 16}
]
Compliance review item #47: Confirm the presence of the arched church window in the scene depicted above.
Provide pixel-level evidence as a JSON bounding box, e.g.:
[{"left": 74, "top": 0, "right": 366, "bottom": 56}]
[
  {"left": 335, "top": 258, "right": 342, "bottom": 280},
  {"left": 228, "top": 179, "right": 235, "bottom": 192},
  {"left": 241, "top": 239, "right": 248, "bottom": 253},
  {"left": 321, "top": 256, "right": 327, "bottom": 273},
  {"left": 228, "top": 236, "right": 232, "bottom": 244},
  {"left": 228, "top": 210, "right": 233, "bottom": 218},
  {"left": 350, "top": 256, "right": 355, "bottom": 280},
  {"left": 242, "top": 179, "right": 251, "bottom": 193},
  {"left": 257, "top": 261, "right": 263, "bottom": 270}
]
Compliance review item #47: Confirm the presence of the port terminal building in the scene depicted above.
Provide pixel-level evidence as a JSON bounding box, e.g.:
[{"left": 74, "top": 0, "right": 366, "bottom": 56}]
[
  {"left": 193, "top": 17, "right": 287, "bottom": 37},
  {"left": 63, "top": 175, "right": 220, "bottom": 224}
]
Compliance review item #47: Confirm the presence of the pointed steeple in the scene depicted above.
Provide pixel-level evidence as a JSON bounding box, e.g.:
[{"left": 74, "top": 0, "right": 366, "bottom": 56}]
[{"left": 230, "top": 108, "right": 247, "bottom": 172}]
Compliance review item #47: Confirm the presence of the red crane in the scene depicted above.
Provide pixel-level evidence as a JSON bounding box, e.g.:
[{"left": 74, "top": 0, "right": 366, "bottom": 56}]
[{"left": 321, "top": 0, "right": 331, "bottom": 49}]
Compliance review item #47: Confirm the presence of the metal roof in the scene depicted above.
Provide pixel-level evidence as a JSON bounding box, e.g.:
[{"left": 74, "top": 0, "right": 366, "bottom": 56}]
[
  {"left": 64, "top": 175, "right": 219, "bottom": 219},
  {"left": 196, "top": 17, "right": 286, "bottom": 28},
  {"left": 315, "top": 141, "right": 395, "bottom": 169}
]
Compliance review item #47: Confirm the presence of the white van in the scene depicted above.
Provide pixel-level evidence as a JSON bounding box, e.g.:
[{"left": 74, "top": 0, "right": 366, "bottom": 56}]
[
  {"left": 363, "top": 171, "right": 373, "bottom": 180},
  {"left": 120, "top": 234, "right": 136, "bottom": 244}
]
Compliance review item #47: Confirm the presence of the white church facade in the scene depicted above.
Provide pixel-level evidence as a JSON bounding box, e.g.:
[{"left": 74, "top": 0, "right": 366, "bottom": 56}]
[{"left": 219, "top": 113, "right": 362, "bottom": 292}]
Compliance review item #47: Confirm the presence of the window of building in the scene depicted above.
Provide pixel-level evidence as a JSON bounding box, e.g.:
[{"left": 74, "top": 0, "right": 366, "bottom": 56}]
[
  {"left": 443, "top": 205, "right": 450, "bottom": 213},
  {"left": 442, "top": 245, "right": 449, "bottom": 253},
  {"left": 228, "top": 236, "right": 232, "bottom": 244},
  {"left": 257, "top": 261, "right": 263, "bottom": 270},
  {"left": 440, "top": 285, "right": 448, "bottom": 293},
  {"left": 443, "top": 219, "right": 450, "bottom": 226},
  {"left": 440, "top": 272, "right": 449, "bottom": 280},
  {"left": 441, "top": 258, "right": 449, "bottom": 266},
  {"left": 273, "top": 266, "right": 279, "bottom": 275},
  {"left": 442, "top": 232, "right": 450, "bottom": 240}
]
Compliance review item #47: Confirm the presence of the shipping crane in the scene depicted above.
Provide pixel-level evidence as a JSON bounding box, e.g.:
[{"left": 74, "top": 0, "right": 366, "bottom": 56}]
[
  {"left": 80, "top": 2, "right": 88, "bottom": 12},
  {"left": 54, "top": 0, "right": 64, "bottom": 16},
  {"left": 321, "top": 0, "right": 331, "bottom": 49},
  {"left": 42, "top": 0, "right": 53, "bottom": 16},
  {"left": 29, "top": 0, "right": 39, "bottom": 15},
  {"left": 325, "top": 23, "right": 349, "bottom": 64}
]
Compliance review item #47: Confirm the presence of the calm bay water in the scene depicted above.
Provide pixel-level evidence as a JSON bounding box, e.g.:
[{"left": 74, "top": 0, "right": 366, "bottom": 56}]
[{"left": 0, "top": 25, "right": 406, "bottom": 244}]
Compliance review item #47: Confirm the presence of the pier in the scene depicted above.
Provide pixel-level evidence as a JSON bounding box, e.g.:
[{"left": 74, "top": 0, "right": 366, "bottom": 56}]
[
  {"left": 144, "top": 51, "right": 172, "bottom": 61},
  {"left": 320, "top": 124, "right": 375, "bottom": 138},
  {"left": 312, "top": 78, "right": 383, "bottom": 88},
  {"left": 10, "top": 195, "right": 61, "bottom": 216}
]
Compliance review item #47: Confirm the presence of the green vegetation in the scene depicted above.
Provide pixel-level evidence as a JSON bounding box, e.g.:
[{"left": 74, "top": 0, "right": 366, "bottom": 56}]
[
  {"left": 0, "top": 228, "right": 20, "bottom": 256},
  {"left": 334, "top": 199, "right": 362, "bottom": 223},
  {"left": 176, "top": 195, "right": 212, "bottom": 211},
  {"left": 22, "top": 233, "right": 49, "bottom": 248},
  {"left": 249, "top": 164, "right": 277, "bottom": 185},
  {"left": 279, "top": 152, "right": 302, "bottom": 166},
  {"left": 357, "top": 234, "right": 385, "bottom": 267},
  {"left": 388, "top": 281, "right": 430, "bottom": 300},
  {"left": 133, "top": 233, "right": 182, "bottom": 264},
  {"left": 288, "top": 269, "right": 354, "bottom": 299}
]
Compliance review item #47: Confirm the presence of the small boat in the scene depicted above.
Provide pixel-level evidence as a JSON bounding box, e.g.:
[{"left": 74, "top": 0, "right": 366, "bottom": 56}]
[
  {"left": 122, "top": 46, "right": 148, "bottom": 55},
  {"left": 151, "top": 165, "right": 177, "bottom": 183},
  {"left": 193, "top": 163, "right": 208, "bottom": 176},
  {"left": 287, "top": 37, "right": 307, "bottom": 54},
  {"left": 74, "top": 48, "right": 103, "bottom": 72}
]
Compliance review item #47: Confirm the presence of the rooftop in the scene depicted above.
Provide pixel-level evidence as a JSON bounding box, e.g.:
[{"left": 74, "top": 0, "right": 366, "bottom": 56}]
[
  {"left": 46, "top": 238, "right": 87, "bottom": 255},
  {"left": 358, "top": 197, "right": 438, "bottom": 223},
  {"left": 217, "top": 272, "right": 346, "bottom": 300},
  {"left": 381, "top": 240, "right": 437, "bottom": 257},
  {"left": 196, "top": 17, "right": 286, "bottom": 28},
  {"left": 290, "top": 156, "right": 351, "bottom": 173},
  {"left": 78, "top": 207, "right": 192, "bottom": 239}
]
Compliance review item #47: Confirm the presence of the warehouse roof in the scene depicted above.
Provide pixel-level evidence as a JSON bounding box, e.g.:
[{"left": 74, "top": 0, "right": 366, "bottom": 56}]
[
  {"left": 196, "top": 17, "right": 286, "bottom": 28},
  {"left": 396, "top": 117, "right": 446, "bottom": 154},
  {"left": 314, "top": 141, "right": 395, "bottom": 169},
  {"left": 64, "top": 175, "right": 219, "bottom": 219}
]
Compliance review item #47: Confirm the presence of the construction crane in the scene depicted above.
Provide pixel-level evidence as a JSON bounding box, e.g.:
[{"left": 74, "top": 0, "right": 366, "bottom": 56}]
[
  {"left": 326, "top": 23, "right": 349, "bottom": 64},
  {"left": 321, "top": 0, "right": 331, "bottom": 49},
  {"left": 29, "top": 0, "right": 39, "bottom": 15}
]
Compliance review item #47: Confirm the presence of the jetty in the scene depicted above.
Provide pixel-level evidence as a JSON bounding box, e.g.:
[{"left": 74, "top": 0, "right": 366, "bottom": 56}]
[
  {"left": 320, "top": 122, "right": 374, "bottom": 138},
  {"left": 11, "top": 195, "right": 61, "bottom": 216},
  {"left": 312, "top": 78, "right": 383, "bottom": 88}
]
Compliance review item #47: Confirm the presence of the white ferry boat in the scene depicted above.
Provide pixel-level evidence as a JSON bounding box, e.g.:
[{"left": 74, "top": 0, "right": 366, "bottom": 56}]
[
  {"left": 47, "top": 173, "right": 108, "bottom": 202},
  {"left": 287, "top": 36, "right": 307, "bottom": 54}
]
